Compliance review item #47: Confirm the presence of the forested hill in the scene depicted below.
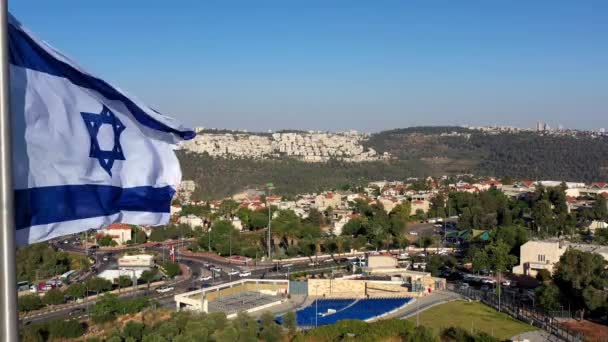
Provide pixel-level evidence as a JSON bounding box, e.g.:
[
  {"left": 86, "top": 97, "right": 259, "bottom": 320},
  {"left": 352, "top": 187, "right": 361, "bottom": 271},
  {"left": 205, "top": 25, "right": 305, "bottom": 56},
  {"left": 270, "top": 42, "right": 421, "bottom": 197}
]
[
  {"left": 365, "top": 127, "right": 608, "bottom": 182},
  {"left": 178, "top": 127, "right": 608, "bottom": 199},
  {"left": 177, "top": 151, "right": 430, "bottom": 200}
]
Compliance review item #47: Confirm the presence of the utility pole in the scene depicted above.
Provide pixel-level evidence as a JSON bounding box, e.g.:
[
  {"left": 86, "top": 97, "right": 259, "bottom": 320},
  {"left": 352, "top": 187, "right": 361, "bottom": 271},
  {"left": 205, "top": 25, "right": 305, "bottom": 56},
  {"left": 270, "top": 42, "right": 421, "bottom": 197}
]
[
  {"left": 266, "top": 182, "right": 274, "bottom": 260},
  {"left": 416, "top": 284, "right": 420, "bottom": 327}
]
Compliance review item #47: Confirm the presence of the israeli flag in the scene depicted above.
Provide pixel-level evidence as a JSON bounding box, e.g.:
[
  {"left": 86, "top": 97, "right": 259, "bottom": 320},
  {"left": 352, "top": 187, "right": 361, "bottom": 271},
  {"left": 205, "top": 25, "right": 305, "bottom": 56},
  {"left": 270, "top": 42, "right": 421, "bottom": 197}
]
[{"left": 8, "top": 15, "right": 195, "bottom": 245}]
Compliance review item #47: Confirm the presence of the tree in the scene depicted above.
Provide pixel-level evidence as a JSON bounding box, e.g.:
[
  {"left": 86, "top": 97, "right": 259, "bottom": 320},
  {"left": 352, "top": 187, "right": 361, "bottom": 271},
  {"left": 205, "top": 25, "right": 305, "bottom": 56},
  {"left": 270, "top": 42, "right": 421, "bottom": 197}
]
[
  {"left": 391, "top": 202, "right": 412, "bottom": 221},
  {"left": 42, "top": 288, "right": 65, "bottom": 305},
  {"left": 130, "top": 226, "right": 148, "bottom": 245},
  {"left": 47, "top": 320, "right": 86, "bottom": 339},
  {"left": 140, "top": 268, "right": 159, "bottom": 290},
  {"left": 163, "top": 262, "right": 182, "bottom": 279},
  {"left": 417, "top": 235, "right": 434, "bottom": 253},
  {"left": 123, "top": 321, "right": 145, "bottom": 341},
  {"left": 341, "top": 218, "right": 363, "bottom": 236},
  {"left": 231, "top": 311, "right": 258, "bottom": 342},
  {"left": 415, "top": 209, "right": 427, "bottom": 221},
  {"left": 554, "top": 249, "right": 608, "bottom": 319},
  {"left": 86, "top": 277, "right": 113, "bottom": 294},
  {"left": 532, "top": 200, "right": 553, "bottom": 235},
  {"left": 16, "top": 243, "right": 70, "bottom": 282},
  {"left": 535, "top": 284, "right": 561, "bottom": 311},
  {"left": 97, "top": 235, "right": 117, "bottom": 247},
  {"left": 66, "top": 283, "right": 87, "bottom": 299},
  {"left": 117, "top": 275, "right": 133, "bottom": 290},
  {"left": 283, "top": 311, "right": 297, "bottom": 336},
  {"left": 260, "top": 311, "right": 281, "bottom": 342},
  {"left": 91, "top": 293, "right": 120, "bottom": 323},
  {"left": 218, "top": 199, "right": 239, "bottom": 218},
  {"left": 426, "top": 255, "right": 443, "bottom": 277},
  {"left": 249, "top": 210, "right": 269, "bottom": 230},
  {"left": 18, "top": 294, "right": 43, "bottom": 312},
  {"left": 592, "top": 195, "right": 608, "bottom": 220},
  {"left": 536, "top": 269, "right": 551, "bottom": 283},
  {"left": 471, "top": 248, "right": 490, "bottom": 274}
]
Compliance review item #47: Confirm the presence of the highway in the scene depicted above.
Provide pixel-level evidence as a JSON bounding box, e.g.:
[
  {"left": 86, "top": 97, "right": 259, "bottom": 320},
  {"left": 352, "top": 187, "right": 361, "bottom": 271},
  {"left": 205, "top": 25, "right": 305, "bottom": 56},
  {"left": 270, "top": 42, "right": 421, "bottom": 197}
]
[{"left": 25, "top": 235, "right": 353, "bottom": 325}]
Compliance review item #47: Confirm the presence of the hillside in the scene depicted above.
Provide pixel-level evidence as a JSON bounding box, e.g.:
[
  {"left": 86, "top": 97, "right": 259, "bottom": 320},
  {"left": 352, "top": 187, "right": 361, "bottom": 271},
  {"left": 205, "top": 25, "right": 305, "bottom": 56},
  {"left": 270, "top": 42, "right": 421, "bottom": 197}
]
[
  {"left": 365, "top": 127, "right": 608, "bottom": 182},
  {"left": 177, "top": 151, "right": 430, "bottom": 200},
  {"left": 178, "top": 127, "right": 608, "bottom": 199}
]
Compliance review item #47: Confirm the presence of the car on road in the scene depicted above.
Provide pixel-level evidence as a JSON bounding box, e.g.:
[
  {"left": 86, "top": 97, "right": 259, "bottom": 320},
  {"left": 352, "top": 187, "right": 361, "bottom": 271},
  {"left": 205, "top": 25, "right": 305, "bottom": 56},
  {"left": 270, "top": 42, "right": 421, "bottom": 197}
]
[
  {"left": 239, "top": 271, "right": 251, "bottom": 277},
  {"left": 200, "top": 275, "right": 212, "bottom": 281},
  {"left": 409, "top": 231, "right": 418, "bottom": 236},
  {"left": 63, "top": 240, "right": 69, "bottom": 244},
  {"left": 227, "top": 269, "right": 239, "bottom": 276},
  {"left": 102, "top": 255, "right": 109, "bottom": 262},
  {"left": 202, "top": 262, "right": 210, "bottom": 268},
  {"left": 156, "top": 286, "right": 174, "bottom": 293},
  {"left": 68, "top": 308, "right": 86, "bottom": 317},
  {"left": 501, "top": 279, "right": 514, "bottom": 287},
  {"left": 460, "top": 283, "right": 470, "bottom": 290},
  {"left": 210, "top": 267, "right": 222, "bottom": 273}
]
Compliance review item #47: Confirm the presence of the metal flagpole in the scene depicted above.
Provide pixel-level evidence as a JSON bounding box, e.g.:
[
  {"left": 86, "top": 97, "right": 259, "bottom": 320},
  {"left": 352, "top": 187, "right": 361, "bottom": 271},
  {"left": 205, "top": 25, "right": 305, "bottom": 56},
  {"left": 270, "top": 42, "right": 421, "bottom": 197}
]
[{"left": 0, "top": 1, "right": 19, "bottom": 340}]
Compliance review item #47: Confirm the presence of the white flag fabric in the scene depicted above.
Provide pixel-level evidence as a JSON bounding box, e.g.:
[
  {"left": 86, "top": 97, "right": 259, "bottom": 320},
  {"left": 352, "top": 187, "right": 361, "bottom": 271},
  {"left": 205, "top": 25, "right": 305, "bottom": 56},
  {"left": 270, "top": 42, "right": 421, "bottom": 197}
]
[{"left": 8, "top": 14, "right": 195, "bottom": 245}]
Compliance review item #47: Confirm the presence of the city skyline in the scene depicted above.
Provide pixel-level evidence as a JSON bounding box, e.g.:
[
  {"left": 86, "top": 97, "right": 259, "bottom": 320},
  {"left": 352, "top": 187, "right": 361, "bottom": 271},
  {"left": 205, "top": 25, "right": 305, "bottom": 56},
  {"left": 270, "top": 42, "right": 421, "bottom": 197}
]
[{"left": 11, "top": 1, "right": 608, "bottom": 132}]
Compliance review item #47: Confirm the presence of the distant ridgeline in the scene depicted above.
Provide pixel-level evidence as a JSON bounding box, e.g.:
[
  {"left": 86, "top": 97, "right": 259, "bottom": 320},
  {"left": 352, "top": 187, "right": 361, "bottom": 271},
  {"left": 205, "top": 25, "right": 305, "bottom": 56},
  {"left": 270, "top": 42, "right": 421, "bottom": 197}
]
[{"left": 178, "top": 126, "right": 608, "bottom": 199}]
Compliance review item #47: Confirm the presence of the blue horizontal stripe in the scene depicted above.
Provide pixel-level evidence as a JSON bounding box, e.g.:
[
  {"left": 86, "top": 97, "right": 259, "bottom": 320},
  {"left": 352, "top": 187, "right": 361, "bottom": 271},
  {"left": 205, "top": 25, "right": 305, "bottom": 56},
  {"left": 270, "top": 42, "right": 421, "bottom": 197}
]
[
  {"left": 15, "top": 185, "right": 174, "bottom": 230},
  {"left": 8, "top": 21, "right": 195, "bottom": 140}
]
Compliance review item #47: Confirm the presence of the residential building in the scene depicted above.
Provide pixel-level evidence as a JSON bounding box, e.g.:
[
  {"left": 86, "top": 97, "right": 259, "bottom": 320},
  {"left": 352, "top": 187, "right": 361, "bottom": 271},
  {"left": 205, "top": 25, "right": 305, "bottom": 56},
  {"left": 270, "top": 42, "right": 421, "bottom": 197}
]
[
  {"left": 178, "top": 214, "right": 204, "bottom": 229},
  {"left": 314, "top": 192, "right": 342, "bottom": 211},
  {"left": 513, "top": 239, "right": 608, "bottom": 276},
  {"left": 410, "top": 200, "right": 430, "bottom": 216},
  {"left": 99, "top": 223, "right": 133, "bottom": 245}
]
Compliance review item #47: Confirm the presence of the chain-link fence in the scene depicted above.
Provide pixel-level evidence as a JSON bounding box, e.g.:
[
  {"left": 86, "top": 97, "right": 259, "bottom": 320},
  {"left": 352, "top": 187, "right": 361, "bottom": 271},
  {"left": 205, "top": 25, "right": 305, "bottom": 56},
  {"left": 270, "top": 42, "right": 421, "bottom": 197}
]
[{"left": 448, "top": 284, "right": 584, "bottom": 342}]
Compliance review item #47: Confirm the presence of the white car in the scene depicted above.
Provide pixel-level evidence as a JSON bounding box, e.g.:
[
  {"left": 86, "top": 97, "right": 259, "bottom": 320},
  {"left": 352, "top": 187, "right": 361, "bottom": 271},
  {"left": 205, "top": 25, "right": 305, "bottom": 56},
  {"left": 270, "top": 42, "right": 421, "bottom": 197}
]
[
  {"left": 227, "top": 270, "right": 240, "bottom": 276},
  {"left": 409, "top": 231, "right": 418, "bottom": 236},
  {"left": 210, "top": 267, "right": 222, "bottom": 273},
  {"left": 200, "top": 275, "right": 212, "bottom": 281},
  {"left": 156, "top": 286, "right": 174, "bottom": 293},
  {"left": 239, "top": 271, "right": 252, "bottom": 277}
]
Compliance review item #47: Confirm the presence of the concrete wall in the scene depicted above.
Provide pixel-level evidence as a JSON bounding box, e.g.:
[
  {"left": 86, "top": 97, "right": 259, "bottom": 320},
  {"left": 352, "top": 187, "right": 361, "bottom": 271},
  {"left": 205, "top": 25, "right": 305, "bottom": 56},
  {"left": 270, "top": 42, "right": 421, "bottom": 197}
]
[
  {"left": 308, "top": 279, "right": 410, "bottom": 298},
  {"left": 368, "top": 255, "right": 398, "bottom": 268}
]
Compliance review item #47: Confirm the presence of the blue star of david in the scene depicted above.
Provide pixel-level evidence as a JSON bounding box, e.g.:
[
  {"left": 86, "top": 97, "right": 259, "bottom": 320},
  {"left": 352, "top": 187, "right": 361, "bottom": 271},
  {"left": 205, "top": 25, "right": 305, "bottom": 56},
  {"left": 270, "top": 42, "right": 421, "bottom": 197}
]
[{"left": 81, "top": 105, "right": 126, "bottom": 176}]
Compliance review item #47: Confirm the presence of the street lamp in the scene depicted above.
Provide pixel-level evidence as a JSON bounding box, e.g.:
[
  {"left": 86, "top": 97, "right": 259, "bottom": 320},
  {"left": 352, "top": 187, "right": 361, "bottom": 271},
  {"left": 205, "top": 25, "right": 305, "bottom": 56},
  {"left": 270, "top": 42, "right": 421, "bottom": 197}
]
[{"left": 266, "top": 182, "right": 275, "bottom": 260}]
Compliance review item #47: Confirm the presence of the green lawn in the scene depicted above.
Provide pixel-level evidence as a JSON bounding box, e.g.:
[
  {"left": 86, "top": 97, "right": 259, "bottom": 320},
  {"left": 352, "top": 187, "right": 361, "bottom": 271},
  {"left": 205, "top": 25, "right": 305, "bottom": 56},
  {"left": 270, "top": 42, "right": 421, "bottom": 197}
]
[{"left": 407, "top": 300, "right": 536, "bottom": 340}]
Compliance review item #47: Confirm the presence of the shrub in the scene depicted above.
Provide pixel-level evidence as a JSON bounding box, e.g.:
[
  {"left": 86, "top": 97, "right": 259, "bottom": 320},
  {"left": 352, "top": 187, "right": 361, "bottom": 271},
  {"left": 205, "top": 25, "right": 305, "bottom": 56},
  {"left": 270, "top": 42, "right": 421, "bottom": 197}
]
[
  {"left": 48, "top": 320, "right": 86, "bottom": 339},
  {"left": 123, "top": 321, "right": 145, "bottom": 341},
  {"left": 536, "top": 269, "right": 552, "bottom": 282},
  {"left": 42, "top": 288, "right": 65, "bottom": 306},
  {"left": 18, "top": 294, "right": 43, "bottom": 312}
]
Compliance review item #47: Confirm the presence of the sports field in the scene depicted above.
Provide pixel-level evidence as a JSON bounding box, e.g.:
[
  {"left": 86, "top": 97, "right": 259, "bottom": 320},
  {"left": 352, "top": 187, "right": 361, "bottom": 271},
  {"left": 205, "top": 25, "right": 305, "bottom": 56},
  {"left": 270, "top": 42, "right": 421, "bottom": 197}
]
[{"left": 407, "top": 300, "right": 536, "bottom": 340}]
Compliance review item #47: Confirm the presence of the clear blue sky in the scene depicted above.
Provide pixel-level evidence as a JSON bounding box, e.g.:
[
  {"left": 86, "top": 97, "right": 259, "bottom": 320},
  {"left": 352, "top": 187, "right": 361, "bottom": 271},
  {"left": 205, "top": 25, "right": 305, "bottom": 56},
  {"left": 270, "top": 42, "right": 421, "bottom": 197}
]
[{"left": 11, "top": 1, "right": 608, "bottom": 132}]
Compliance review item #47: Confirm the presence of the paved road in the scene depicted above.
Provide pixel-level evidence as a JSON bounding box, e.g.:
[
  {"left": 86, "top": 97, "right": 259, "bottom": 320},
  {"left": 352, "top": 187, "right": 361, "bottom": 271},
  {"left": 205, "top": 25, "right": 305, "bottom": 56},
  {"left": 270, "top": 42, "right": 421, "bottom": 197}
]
[{"left": 396, "top": 291, "right": 461, "bottom": 320}]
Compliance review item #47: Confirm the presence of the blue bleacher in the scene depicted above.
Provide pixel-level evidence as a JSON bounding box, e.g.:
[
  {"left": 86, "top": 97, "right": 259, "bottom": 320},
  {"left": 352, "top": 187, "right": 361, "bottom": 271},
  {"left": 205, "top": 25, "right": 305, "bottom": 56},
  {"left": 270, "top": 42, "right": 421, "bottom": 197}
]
[
  {"left": 316, "top": 297, "right": 411, "bottom": 325},
  {"left": 278, "top": 297, "right": 412, "bottom": 327},
  {"left": 286, "top": 299, "right": 355, "bottom": 326}
]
